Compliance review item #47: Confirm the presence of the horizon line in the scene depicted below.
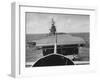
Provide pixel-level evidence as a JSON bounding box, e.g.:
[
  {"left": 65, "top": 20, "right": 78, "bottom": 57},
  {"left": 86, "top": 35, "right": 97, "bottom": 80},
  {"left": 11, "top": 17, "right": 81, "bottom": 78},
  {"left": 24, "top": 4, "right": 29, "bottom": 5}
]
[{"left": 26, "top": 32, "right": 89, "bottom": 34}]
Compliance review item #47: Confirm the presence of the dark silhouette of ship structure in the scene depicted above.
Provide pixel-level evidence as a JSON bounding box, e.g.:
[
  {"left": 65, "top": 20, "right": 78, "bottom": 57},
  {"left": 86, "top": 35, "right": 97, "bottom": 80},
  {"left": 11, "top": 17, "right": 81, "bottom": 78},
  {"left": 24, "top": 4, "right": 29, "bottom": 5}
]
[{"left": 32, "top": 18, "right": 86, "bottom": 67}]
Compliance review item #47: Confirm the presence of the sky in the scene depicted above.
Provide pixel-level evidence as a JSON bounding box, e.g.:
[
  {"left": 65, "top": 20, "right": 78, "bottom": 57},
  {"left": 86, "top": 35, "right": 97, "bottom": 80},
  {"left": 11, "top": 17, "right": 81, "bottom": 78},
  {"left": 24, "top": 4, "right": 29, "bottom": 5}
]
[{"left": 26, "top": 12, "right": 89, "bottom": 34}]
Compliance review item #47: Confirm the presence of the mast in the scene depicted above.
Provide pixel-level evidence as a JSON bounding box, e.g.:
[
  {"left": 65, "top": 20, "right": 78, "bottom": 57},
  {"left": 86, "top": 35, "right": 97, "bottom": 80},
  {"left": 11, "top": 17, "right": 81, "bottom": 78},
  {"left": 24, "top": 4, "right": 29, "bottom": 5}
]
[
  {"left": 51, "top": 18, "right": 57, "bottom": 54},
  {"left": 54, "top": 31, "right": 57, "bottom": 54}
]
